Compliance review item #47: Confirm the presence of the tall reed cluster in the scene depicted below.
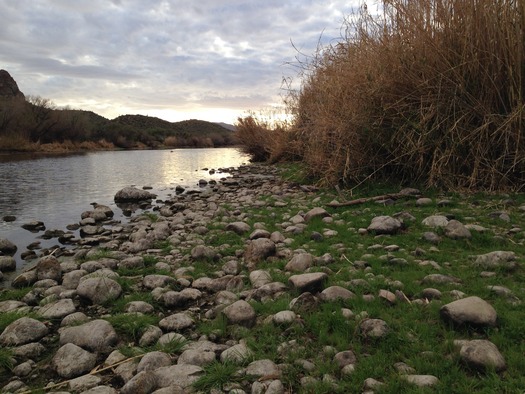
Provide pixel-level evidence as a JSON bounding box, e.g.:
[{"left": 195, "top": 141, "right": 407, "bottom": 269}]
[{"left": 239, "top": 0, "right": 525, "bottom": 190}]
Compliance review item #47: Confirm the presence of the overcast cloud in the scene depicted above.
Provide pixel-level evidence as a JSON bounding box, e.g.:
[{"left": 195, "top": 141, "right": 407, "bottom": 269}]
[{"left": 0, "top": 0, "right": 361, "bottom": 123}]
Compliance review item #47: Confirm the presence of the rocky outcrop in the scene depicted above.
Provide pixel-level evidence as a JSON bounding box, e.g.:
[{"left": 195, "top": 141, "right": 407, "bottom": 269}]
[{"left": 0, "top": 69, "right": 25, "bottom": 99}]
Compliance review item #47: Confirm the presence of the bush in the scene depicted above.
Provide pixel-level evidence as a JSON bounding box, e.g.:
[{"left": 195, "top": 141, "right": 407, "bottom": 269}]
[
  {"left": 235, "top": 112, "right": 298, "bottom": 163},
  {"left": 284, "top": 0, "right": 525, "bottom": 190}
]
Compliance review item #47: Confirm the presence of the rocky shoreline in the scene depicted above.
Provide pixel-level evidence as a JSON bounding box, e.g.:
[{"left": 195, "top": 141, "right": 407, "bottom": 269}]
[{"left": 0, "top": 163, "right": 522, "bottom": 393}]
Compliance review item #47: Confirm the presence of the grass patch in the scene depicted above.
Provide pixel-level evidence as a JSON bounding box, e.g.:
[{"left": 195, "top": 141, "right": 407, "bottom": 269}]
[
  {"left": 192, "top": 360, "right": 243, "bottom": 392},
  {"left": 0, "top": 287, "right": 31, "bottom": 302},
  {"left": 0, "top": 347, "right": 14, "bottom": 371},
  {"left": 104, "top": 313, "right": 160, "bottom": 343}
]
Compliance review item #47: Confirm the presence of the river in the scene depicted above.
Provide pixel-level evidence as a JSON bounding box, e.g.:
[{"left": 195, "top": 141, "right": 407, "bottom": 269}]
[{"left": 0, "top": 147, "right": 250, "bottom": 274}]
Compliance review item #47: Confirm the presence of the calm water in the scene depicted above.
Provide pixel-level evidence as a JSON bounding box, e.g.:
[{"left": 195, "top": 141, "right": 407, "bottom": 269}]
[{"left": 0, "top": 147, "right": 249, "bottom": 273}]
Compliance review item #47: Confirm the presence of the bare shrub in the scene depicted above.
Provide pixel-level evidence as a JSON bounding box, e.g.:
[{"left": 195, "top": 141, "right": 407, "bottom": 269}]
[
  {"left": 236, "top": 111, "right": 298, "bottom": 163},
  {"left": 287, "top": 0, "right": 525, "bottom": 190}
]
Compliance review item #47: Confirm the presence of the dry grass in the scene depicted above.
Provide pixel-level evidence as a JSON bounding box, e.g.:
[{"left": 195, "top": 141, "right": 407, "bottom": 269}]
[
  {"left": 280, "top": 0, "right": 525, "bottom": 190},
  {"left": 235, "top": 111, "right": 298, "bottom": 163}
]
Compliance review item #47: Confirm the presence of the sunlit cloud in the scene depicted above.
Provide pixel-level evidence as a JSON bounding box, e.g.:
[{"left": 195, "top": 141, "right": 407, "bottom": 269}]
[{"left": 0, "top": 0, "right": 361, "bottom": 123}]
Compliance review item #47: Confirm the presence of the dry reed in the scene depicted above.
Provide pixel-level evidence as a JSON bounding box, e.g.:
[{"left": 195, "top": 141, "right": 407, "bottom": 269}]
[{"left": 284, "top": 0, "right": 525, "bottom": 190}]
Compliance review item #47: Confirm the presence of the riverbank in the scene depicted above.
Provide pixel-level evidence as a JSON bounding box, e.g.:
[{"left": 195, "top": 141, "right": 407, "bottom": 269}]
[{"left": 0, "top": 163, "right": 524, "bottom": 393}]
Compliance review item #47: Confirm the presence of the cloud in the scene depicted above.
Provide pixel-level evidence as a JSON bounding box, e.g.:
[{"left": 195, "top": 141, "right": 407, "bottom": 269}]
[{"left": 0, "top": 0, "right": 360, "bottom": 123}]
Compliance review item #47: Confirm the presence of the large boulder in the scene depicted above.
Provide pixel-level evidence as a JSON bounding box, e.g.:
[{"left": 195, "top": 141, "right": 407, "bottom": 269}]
[
  {"left": 440, "top": 296, "right": 497, "bottom": 327},
  {"left": 459, "top": 340, "right": 506, "bottom": 372},
  {"left": 367, "top": 216, "right": 402, "bottom": 235},
  {"left": 60, "top": 319, "right": 118, "bottom": 354},
  {"left": 0, "top": 238, "right": 17, "bottom": 256},
  {"left": 77, "top": 277, "right": 122, "bottom": 304},
  {"left": 0, "top": 317, "right": 48, "bottom": 346},
  {"left": 114, "top": 187, "right": 157, "bottom": 202}
]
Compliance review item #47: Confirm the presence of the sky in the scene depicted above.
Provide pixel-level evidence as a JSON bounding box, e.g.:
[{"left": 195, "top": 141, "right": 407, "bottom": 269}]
[{"left": 0, "top": 0, "right": 362, "bottom": 124}]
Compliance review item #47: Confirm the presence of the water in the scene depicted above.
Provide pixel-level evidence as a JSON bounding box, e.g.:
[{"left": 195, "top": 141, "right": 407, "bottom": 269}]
[{"left": 0, "top": 147, "right": 249, "bottom": 273}]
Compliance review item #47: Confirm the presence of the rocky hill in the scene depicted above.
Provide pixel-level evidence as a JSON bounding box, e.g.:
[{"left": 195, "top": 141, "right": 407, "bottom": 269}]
[
  {"left": 0, "top": 70, "right": 238, "bottom": 150},
  {"left": 0, "top": 70, "right": 25, "bottom": 99}
]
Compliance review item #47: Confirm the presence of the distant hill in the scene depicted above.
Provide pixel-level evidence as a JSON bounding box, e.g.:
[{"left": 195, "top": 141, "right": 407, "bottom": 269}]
[
  {"left": 0, "top": 69, "right": 239, "bottom": 151},
  {"left": 215, "top": 122, "right": 236, "bottom": 131},
  {"left": 112, "top": 115, "right": 233, "bottom": 136}
]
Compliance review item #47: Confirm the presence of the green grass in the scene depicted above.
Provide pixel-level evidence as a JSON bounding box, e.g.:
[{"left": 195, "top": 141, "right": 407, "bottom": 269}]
[
  {"left": 208, "top": 185, "right": 525, "bottom": 392},
  {"left": 192, "top": 361, "right": 243, "bottom": 391},
  {"left": 0, "top": 287, "right": 31, "bottom": 302},
  {"left": 0, "top": 311, "right": 40, "bottom": 332},
  {"left": 0, "top": 347, "right": 14, "bottom": 371},
  {"left": 104, "top": 313, "right": 160, "bottom": 343}
]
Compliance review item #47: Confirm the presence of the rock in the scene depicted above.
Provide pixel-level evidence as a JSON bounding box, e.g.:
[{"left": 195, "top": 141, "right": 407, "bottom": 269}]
[
  {"left": 226, "top": 221, "right": 251, "bottom": 235},
  {"left": 244, "top": 238, "right": 276, "bottom": 266},
  {"left": 459, "top": 340, "right": 506, "bottom": 372},
  {"left": 416, "top": 198, "right": 433, "bottom": 206},
  {"left": 367, "top": 216, "right": 402, "bottom": 235},
  {"left": 285, "top": 253, "right": 314, "bottom": 272},
  {"left": 440, "top": 296, "right": 497, "bottom": 327},
  {"left": 37, "top": 298, "right": 76, "bottom": 319},
  {"left": 378, "top": 289, "right": 396, "bottom": 304},
  {"left": 77, "top": 277, "right": 122, "bottom": 304},
  {"left": 422, "top": 215, "right": 449, "bottom": 228},
  {"left": 273, "top": 310, "right": 297, "bottom": 324},
  {"left": 154, "top": 364, "right": 203, "bottom": 389},
  {"left": 114, "top": 187, "right": 157, "bottom": 202},
  {"left": 190, "top": 245, "right": 219, "bottom": 261},
  {"left": 82, "top": 385, "right": 118, "bottom": 393},
  {"left": 11, "top": 270, "right": 37, "bottom": 288},
  {"left": 333, "top": 350, "right": 357, "bottom": 368},
  {"left": 250, "top": 229, "right": 271, "bottom": 240},
  {"left": 394, "top": 362, "right": 416, "bottom": 374},
  {"left": 422, "top": 274, "right": 461, "bottom": 285},
  {"left": 68, "top": 374, "right": 103, "bottom": 392},
  {"left": 359, "top": 318, "right": 389, "bottom": 338},
  {"left": 0, "top": 238, "right": 17, "bottom": 256},
  {"left": 320, "top": 286, "right": 355, "bottom": 301},
  {"left": 253, "top": 282, "right": 288, "bottom": 300},
  {"left": 163, "top": 288, "right": 202, "bottom": 308},
  {"left": 0, "top": 300, "right": 28, "bottom": 313},
  {"left": 35, "top": 255, "right": 62, "bottom": 281},
  {"left": 0, "top": 256, "right": 16, "bottom": 271},
  {"left": 124, "top": 301, "right": 155, "bottom": 314},
  {"left": 178, "top": 348, "right": 216, "bottom": 366},
  {"left": 245, "top": 359, "right": 280, "bottom": 378},
  {"left": 21, "top": 220, "right": 45, "bottom": 232},
  {"left": 0, "top": 317, "right": 49, "bottom": 346},
  {"left": 120, "top": 371, "right": 158, "bottom": 394},
  {"left": 402, "top": 375, "right": 440, "bottom": 387},
  {"left": 223, "top": 300, "right": 256, "bottom": 328},
  {"left": 60, "top": 319, "right": 118, "bottom": 353},
  {"left": 249, "top": 270, "right": 272, "bottom": 288},
  {"left": 289, "top": 272, "right": 328, "bottom": 293},
  {"left": 472, "top": 251, "right": 518, "bottom": 270},
  {"left": 422, "top": 231, "right": 441, "bottom": 244},
  {"left": 137, "top": 351, "right": 172, "bottom": 372},
  {"left": 304, "top": 207, "right": 331, "bottom": 222},
  {"left": 159, "top": 313, "right": 195, "bottom": 331},
  {"left": 143, "top": 274, "right": 177, "bottom": 289},
  {"left": 52, "top": 343, "right": 97, "bottom": 378},
  {"left": 221, "top": 342, "right": 253, "bottom": 363},
  {"left": 444, "top": 220, "right": 471, "bottom": 240},
  {"left": 289, "top": 292, "right": 319, "bottom": 312}
]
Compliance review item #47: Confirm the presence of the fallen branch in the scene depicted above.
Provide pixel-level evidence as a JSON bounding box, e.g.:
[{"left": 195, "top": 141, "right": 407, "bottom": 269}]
[{"left": 326, "top": 192, "right": 420, "bottom": 208}]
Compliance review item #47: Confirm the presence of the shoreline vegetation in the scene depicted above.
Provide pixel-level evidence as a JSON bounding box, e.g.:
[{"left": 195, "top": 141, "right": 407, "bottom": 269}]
[
  {"left": 236, "top": 0, "right": 524, "bottom": 191},
  {"left": 0, "top": 92, "right": 238, "bottom": 153}
]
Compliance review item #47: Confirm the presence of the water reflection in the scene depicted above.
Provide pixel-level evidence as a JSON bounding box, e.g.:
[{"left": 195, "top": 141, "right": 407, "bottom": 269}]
[{"left": 0, "top": 148, "right": 249, "bottom": 272}]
